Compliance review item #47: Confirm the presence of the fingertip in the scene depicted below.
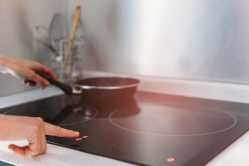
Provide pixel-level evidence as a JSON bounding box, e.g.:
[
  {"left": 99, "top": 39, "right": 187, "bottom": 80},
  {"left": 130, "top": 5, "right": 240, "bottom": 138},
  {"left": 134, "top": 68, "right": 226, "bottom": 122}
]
[
  {"left": 50, "top": 74, "right": 59, "bottom": 81},
  {"left": 70, "top": 131, "right": 80, "bottom": 138},
  {"left": 76, "top": 131, "right": 80, "bottom": 137},
  {"left": 43, "top": 81, "right": 50, "bottom": 88},
  {"left": 43, "top": 79, "right": 49, "bottom": 85},
  {"left": 39, "top": 79, "right": 50, "bottom": 89},
  {"left": 73, "top": 131, "right": 80, "bottom": 137},
  {"left": 63, "top": 130, "right": 80, "bottom": 138},
  {"left": 48, "top": 72, "right": 58, "bottom": 81}
]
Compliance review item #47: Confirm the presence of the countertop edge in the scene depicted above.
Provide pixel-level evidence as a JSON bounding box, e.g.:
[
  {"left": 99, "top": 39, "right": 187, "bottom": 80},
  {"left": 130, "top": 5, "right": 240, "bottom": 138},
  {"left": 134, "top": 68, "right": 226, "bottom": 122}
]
[{"left": 0, "top": 87, "right": 63, "bottom": 109}]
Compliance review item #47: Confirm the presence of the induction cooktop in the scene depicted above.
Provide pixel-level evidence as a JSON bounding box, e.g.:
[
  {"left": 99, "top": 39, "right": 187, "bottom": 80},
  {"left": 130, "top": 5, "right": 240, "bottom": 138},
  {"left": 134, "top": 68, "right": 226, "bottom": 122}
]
[{"left": 2, "top": 92, "right": 249, "bottom": 166}]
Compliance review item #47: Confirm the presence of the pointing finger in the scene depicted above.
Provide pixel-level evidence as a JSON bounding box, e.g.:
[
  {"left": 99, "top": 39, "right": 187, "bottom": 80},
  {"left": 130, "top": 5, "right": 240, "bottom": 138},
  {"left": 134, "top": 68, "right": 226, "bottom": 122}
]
[{"left": 44, "top": 122, "right": 80, "bottom": 138}]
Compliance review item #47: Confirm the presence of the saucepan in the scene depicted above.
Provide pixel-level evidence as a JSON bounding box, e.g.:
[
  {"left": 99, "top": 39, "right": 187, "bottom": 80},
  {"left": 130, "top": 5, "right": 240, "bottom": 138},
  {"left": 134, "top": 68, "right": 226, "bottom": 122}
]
[
  {"left": 39, "top": 73, "right": 140, "bottom": 102},
  {"left": 0, "top": 65, "right": 140, "bottom": 101}
]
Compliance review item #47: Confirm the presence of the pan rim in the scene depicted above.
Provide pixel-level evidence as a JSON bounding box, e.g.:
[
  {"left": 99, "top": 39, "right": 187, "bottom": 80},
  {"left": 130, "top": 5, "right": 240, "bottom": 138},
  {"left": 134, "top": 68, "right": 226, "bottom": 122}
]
[{"left": 75, "top": 77, "right": 140, "bottom": 90}]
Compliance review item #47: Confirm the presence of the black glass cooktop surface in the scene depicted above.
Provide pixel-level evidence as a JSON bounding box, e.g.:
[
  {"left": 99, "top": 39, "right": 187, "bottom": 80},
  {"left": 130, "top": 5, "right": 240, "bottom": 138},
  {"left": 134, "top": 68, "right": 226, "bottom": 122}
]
[{"left": 2, "top": 92, "right": 249, "bottom": 166}]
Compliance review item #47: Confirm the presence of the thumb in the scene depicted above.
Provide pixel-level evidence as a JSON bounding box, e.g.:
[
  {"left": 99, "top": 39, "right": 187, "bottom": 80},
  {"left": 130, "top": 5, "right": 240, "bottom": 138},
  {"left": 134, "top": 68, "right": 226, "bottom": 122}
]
[{"left": 8, "top": 144, "right": 31, "bottom": 156}]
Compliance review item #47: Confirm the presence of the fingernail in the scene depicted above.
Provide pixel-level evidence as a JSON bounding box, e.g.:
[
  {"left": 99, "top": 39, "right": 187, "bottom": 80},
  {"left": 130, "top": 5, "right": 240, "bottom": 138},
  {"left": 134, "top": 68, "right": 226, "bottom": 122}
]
[{"left": 75, "top": 131, "right": 80, "bottom": 136}]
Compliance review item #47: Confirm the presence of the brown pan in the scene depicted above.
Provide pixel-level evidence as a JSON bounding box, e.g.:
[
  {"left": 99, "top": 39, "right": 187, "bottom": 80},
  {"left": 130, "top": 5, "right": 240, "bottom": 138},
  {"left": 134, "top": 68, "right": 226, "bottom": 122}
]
[{"left": 39, "top": 73, "right": 140, "bottom": 101}]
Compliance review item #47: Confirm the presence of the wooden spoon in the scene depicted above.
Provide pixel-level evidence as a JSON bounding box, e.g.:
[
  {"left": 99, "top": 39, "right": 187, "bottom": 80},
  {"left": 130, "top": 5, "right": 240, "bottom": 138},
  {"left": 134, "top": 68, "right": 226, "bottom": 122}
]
[{"left": 64, "top": 6, "right": 81, "bottom": 77}]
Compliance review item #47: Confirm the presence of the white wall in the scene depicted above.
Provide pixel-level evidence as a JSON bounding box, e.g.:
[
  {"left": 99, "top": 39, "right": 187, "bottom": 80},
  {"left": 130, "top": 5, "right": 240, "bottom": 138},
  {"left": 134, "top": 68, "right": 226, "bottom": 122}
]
[{"left": 0, "top": 0, "right": 68, "bottom": 60}]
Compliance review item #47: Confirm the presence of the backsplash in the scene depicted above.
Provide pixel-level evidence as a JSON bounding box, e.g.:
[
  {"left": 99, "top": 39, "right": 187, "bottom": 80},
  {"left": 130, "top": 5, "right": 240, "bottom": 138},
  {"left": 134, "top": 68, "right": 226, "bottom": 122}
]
[
  {"left": 1, "top": 0, "right": 249, "bottom": 87},
  {"left": 68, "top": 0, "right": 249, "bottom": 84}
]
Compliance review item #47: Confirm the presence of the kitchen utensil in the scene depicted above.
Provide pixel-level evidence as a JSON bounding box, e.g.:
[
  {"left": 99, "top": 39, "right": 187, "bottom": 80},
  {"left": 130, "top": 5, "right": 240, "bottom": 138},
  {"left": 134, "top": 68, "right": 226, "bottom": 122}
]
[
  {"left": 64, "top": 6, "right": 81, "bottom": 78},
  {"left": 37, "top": 72, "right": 82, "bottom": 95},
  {"left": 38, "top": 72, "right": 140, "bottom": 100},
  {"left": 76, "top": 77, "right": 140, "bottom": 102},
  {"left": 34, "top": 26, "right": 49, "bottom": 42},
  {"left": 36, "top": 39, "right": 60, "bottom": 57},
  {"left": 49, "top": 13, "right": 65, "bottom": 51}
]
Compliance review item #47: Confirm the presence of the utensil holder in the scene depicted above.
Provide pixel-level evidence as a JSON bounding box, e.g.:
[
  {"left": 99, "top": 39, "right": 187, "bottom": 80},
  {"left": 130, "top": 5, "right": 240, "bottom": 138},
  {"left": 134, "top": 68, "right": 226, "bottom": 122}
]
[{"left": 58, "top": 37, "right": 87, "bottom": 83}]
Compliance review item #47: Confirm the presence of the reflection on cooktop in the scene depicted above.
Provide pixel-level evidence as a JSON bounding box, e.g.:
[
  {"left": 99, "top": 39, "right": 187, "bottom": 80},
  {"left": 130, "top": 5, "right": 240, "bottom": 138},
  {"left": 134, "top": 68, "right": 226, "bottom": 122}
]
[
  {"left": 51, "top": 97, "right": 140, "bottom": 127},
  {"left": 48, "top": 134, "right": 90, "bottom": 147},
  {"left": 52, "top": 105, "right": 98, "bottom": 127},
  {"left": 109, "top": 104, "right": 238, "bottom": 136}
]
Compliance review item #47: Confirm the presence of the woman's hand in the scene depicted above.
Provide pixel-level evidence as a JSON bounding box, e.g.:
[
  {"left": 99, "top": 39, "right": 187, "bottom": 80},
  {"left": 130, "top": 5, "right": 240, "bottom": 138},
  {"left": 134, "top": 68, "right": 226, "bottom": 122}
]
[
  {"left": 0, "top": 56, "right": 57, "bottom": 88},
  {"left": 0, "top": 115, "right": 80, "bottom": 157}
]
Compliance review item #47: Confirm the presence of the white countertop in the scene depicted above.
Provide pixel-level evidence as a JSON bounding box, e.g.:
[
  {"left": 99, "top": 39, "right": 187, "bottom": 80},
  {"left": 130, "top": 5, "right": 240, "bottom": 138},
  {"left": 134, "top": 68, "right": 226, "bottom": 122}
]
[
  {"left": 0, "top": 140, "right": 135, "bottom": 166},
  {"left": 0, "top": 87, "right": 249, "bottom": 166},
  {"left": 208, "top": 131, "right": 249, "bottom": 166}
]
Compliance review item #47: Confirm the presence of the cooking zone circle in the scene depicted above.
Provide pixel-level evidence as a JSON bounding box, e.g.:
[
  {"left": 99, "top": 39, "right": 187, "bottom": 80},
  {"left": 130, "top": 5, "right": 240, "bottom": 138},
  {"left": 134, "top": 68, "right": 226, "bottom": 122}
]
[{"left": 109, "top": 104, "right": 237, "bottom": 137}]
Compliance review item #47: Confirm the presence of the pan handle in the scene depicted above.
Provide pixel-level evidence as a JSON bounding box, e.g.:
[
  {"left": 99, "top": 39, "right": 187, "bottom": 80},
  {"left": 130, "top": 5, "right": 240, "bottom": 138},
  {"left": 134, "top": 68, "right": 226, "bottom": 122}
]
[{"left": 37, "top": 72, "right": 73, "bottom": 95}]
